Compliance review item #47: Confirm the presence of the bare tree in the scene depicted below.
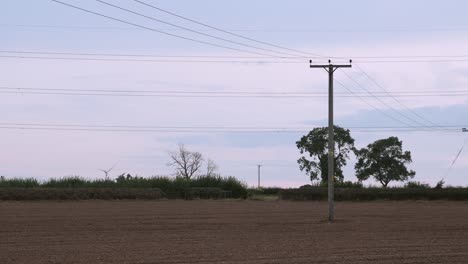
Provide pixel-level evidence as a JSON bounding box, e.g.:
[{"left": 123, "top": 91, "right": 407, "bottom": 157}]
[
  {"left": 206, "top": 159, "right": 218, "bottom": 176},
  {"left": 167, "top": 144, "right": 203, "bottom": 179}
]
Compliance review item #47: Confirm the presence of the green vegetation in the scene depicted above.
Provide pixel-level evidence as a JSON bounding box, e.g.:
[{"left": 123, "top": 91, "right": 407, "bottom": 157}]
[
  {"left": 355, "top": 137, "right": 415, "bottom": 187},
  {"left": 404, "top": 181, "right": 431, "bottom": 189},
  {"left": 184, "top": 187, "right": 227, "bottom": 200},
  {"left": 296, "top": 126, "right": 355, "bottom": 183},
  {"left": 0, "top": 175, "right": 248, "bottom": 200},
  {"left": 2, "top": 175, "right": 468, "bottom": 201},
  {"left": 300, "top": 181, "right": 364, "bottom": 189},
  {"left": 296, "top": 128, "right": 416, "bottom": 188},
  {"left": 0, "top": 176, "right": 39, "bottom": 188},
  {"left": 279, "top": 187, "right": 468, "bottom": 201},
  {"left": 0, "top": 188, "right": 164, "bottom": 200}
]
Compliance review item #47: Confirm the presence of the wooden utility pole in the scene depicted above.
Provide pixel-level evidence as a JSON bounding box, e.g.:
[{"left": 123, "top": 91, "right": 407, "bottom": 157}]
[
  {"left": 257, "top": 165, "right": 262, "bottom": 189},
  {"left": 310, "top": 60, "right": 352, "bottom": 222}
]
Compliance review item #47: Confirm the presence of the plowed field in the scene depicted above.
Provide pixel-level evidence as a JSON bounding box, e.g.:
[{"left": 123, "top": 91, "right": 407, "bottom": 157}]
[{"left": 1, "top": 201, "right": 468, "bottom": 263}]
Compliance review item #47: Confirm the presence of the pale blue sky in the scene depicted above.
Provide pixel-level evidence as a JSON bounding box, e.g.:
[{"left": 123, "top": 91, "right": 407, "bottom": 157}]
[{"left": 2, "top": 0, "right": 468, "bottom": 187}]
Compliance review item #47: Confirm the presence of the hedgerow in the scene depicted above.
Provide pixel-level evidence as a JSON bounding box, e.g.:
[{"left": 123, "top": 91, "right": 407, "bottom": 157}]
[
  {"left": 279, "top": 187, "right": 468, "bottom": 201},
  {"left": 0, "top": 175, "right": 248, "bottom": 200}
]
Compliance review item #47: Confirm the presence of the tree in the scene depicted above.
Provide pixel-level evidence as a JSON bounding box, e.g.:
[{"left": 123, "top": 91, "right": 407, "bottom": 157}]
[
  {"left": 167, "top": 144, "right": 203, "bottom": 179},
  {"left": 296, "top": 126, "right": 355, "bottom": 183},
  {"left": 206, "top": 159, "right": 218, "bottom": 176},
  {"left": 355, "top": 137, "right": 415, "bottom": 187}
]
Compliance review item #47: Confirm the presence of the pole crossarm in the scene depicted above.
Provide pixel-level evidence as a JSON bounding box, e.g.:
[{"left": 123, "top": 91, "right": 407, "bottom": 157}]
[
  {"left": 309, "top": 59, "right": 352, "bottom": 222},
  {"left": 310, "top": 60, "right": 352, "bottom": 71}
]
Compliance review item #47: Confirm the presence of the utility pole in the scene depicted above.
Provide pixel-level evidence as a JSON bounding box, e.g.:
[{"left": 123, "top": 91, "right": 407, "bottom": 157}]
[
  {"left": 257, "top": 165, "right": 262, "bottom": 189},
  {"left": 310, "top": 60, "right": 352, "bottom": 222}
]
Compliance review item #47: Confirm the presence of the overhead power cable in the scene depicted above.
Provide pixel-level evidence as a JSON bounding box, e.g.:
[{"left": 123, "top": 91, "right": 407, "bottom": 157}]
[
  {"left": 3, "top": 50, "right": 468, "bottom": 60},
  {"left": 355, "top": 59, "right": 468, "bottom": 63},
  {"left": 4, "top": 86, "right": 468, "bottom": 94},
  {"left": 6, "top": 50, "right": 468, "bottom": 62},
  {"left": 133, "top": 0, "right": 325, "bottom": 58},
  {"left": 442, "top": 136, "right": 468, "bottom": 181},
  {"left": 4, "top": 86, "right": 468, "bottom": 98},
  {"left": 340, "top": 69, "right": 435, "bottom": 129},
  {"left": 95, "top": 0, "right": 305, "bottom": 58},
  {"left": 49, "top": 0, "right": 296, "bottom": 58},
  {"left": 0, "top": 123, "right": 460, "bottom": 133},
  {"left": 355, "top": 64, "right": 439, "bottom": 127},
  {"left": 0, "top": 55, "right": 304, "bottom": 64},
  {"left": 3, "top": 53, "right": 468, "bottom": 64},
  {"left": 0, "top": 50, "right": 294, "bottom": 59},
  {"left": 1, "top": 122, "right": 465, "bottom": 129},
  {"left": 333, "top": 78, "right": 417, "bottom": 128},
  {"left": 0, "top": 126, "right": 459, "bottom": 133},
  {"left": 4, "top": 23, "right": 468, "bottom": 33}
]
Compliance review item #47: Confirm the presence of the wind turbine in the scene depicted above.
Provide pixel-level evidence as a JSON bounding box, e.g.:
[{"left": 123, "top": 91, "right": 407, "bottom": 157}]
[{"left": 99, "top": 161, "right": 119, "bottom": 180}]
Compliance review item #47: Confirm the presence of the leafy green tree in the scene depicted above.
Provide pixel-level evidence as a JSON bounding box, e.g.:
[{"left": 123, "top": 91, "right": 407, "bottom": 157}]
[
  {"left": 296, "top": 126, "right": 355, "bottom": 183},
  {"left": 355, "top": 137, "right": 415, "bottom": 187}
]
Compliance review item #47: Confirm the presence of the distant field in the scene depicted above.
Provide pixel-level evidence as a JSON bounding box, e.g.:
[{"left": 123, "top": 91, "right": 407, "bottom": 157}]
[{"left": 1, "top": 201, "right": 468, "bottom": 264}]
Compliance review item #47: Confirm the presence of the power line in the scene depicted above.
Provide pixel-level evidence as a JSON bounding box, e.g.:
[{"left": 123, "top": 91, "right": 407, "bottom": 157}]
[
  {"left": 333, "top": 78, "right": 419, "bottom": 128},
  {"left": 0, "top": 125, "right": 459, "bottom": 133},
  {"left": 0, "top": 122, "right": 464, "bottom": 129},
  {"left": 133, "top": 0, "right": 324, "bottom": 58},
  {"left": 5, "top": 50, "right": 468, "bottom": 60},
  {"left": 49, "top": 0, "right": 297, "bottom": 58},
  {"left": 95, "top": 0, "right": 305, "bottom": 58},
  {"left": 4, "top": 53, "right": 468, "bottom": 64},
  {"left": 0, "top": 90, "right": 339, "bottom": 98},
  {"left": 340, "top": 69, "right": 435, "bottom": 129},
  {"left": 4, "top": 23, "right": 468, "bottom": 33},
  {"left": 442, "top": 136, "right": 468, "bottom": 181},
  {"left": 0, "top": 50, "right": 293, "bottom": 59},
  {"left": 4, "top": 87, "right": 468, "bottom": 98},
  {"left": 0, "top": 55, "right": 303, "bottom": 64},
  {"left": 4, "top": 86, "right": 468, "bottom": 95},
  {"left": 344, "top": 55, "right": 468, "bottom": 59},
  {"left": 355, "top": 59, "right": 468, "bottom": 63},
  {"left": 4, "top": 50, "right": 468, "bottom": 60},
  {"left": 355, "top": 64, "right": 440, "bottom": 127}
]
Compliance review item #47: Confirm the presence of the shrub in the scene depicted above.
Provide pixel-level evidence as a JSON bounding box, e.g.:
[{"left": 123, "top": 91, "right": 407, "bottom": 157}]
[
  {"left": 42, "top": 176, "right": 88, "bottom": 188},
  {"left": 338, "top": 181, "right": 363, "bottom": 188},
  {"left": 435, "top": 180, "right": 445, "bottom": 189},
  {"left": 190, "top": 175, "right": 247, "bottom": 198},
  {"left": 184, "top": 187, "right": 225, "bottom": 200},
  {"left": 314, "top": 181, "right": 363, "bottom": 188},
  {"left": 0, "top": 177, "right": 39, "bottom": 188},
  {"left": 405, "top": 181, "right": 431, "bottom": 189},
  {"left": 261, "top": 187, "right": 283, "bottom": 195}
]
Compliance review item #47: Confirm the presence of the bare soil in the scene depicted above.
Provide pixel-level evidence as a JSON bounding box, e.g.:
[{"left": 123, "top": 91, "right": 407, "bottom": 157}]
[{"left": 1, "top": 200, "right": 468, "bottom": 263}]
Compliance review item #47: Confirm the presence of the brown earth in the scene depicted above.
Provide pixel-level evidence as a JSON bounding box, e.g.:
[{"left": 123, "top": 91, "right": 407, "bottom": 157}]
[{"left": 1, "top": 200, "right": 468, "bottom": 264}]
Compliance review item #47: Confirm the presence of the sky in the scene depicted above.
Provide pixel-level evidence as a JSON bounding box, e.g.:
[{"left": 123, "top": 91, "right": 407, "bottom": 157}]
[{"left": 2, "top": 0, "right": 468, "bottom": 187}]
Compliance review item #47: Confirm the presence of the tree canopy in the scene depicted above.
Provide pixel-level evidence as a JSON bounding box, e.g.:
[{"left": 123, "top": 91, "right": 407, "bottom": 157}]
[
  {"left": 355, "top": 136, "right": 415, "bottom": 187},
  {"left": 296, "top": 126, "right": 355, "bottom": 183}
]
